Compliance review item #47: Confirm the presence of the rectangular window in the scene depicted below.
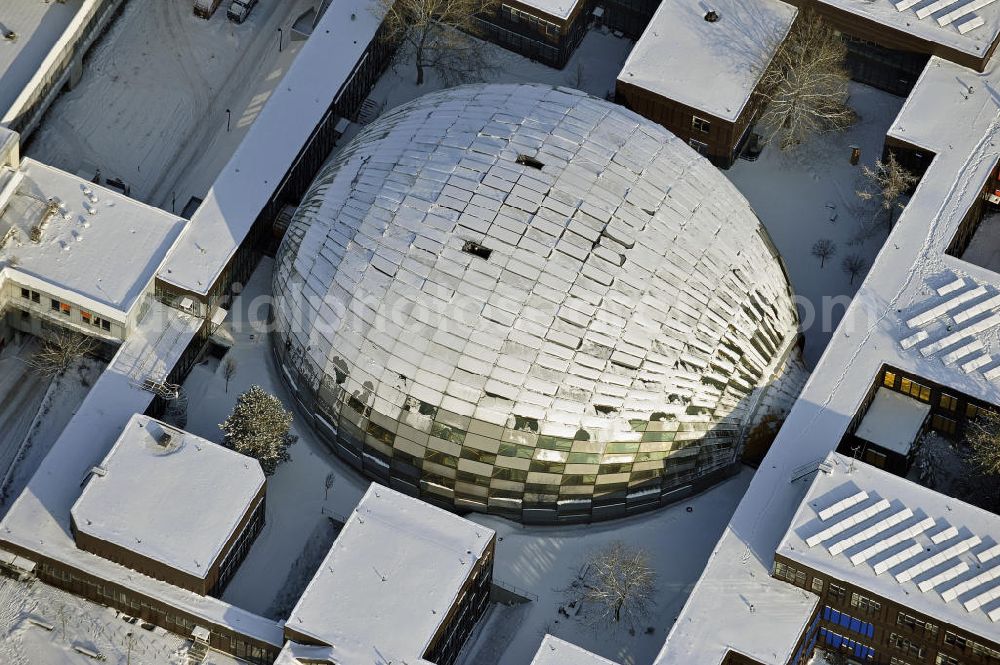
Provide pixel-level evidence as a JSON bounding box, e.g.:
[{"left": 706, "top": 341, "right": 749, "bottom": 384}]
[
  {"left": 828, "top": 583, "right": 847, "bottom": 602},
  {"left": 936, "top": 655, "right": 960, "bottom": 665},
  {"left": 31, "top": 291, "right": 39, "bottom": 303},
  {"left": 60, "top": 303, "right": 70, "bottom": 316},
  {"left": 884, "top": 370, "right": 897, "bottom": 388},
  {"left": 966, "top": 403, "right": 982, "bottom": 419},
  {"left": 50, "top": 299, "right": 60, "bottom": 311},
  {"left": 945, "top": 632, "right": 967, "bottom": 650},
  {"left": 889, "top": 632, "right": 926, "bottom": 658},
  {"left": 811, "top": 577, "right": 824, "bottom": 593},
  {"left": 688, "top": 138, "right": 708, "bottom": 155},
  {"left": 101, "top": 319, "right": 111, "bottom": 332},
  {"left": 692, "top": 116, "right": 711, "bottom": 133},
  {"left": 900, "top": 377, "right": 931, "bottom": 401},
  {"left": 81, "top": 311, "right": 91, "bottom": 325},
  {"left": 940, "top": 393, "right": 958, "bottom": 411},
  {"left": 850, "top": 592, "right": 881, "bottom": 615},
  {"left": 20, "top": 288, "right": 29, "bottom": 299},
  {"left": 931, "top": 414, "right": 957, "bottom": 435}
]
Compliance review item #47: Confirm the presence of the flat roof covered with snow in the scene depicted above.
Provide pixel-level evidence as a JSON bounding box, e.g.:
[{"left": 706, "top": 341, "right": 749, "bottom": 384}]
[
  {"left": 0, "top": 0, "right": 84, "bottom": 118},
  {"left": 531, "top": 635, "right": 619, "bottom": 665},
  {"left": 656, "top": 54, "right": 1000, "bottom": 665},
  {"left": 287, "top": 485, "right": 494, "bottom": 660},
  {"left": 854, "top": 387, "right": 930, "bottom": 455},
  {"left": 0, "top": 302, "right": 283, "bottom": 647},
  {"left": 778, "top": 452, "right": 1000, "bottom": 636},
  {"left": 0, "top": 158, "right": 187, "bottom": 314},
  {"left": 815, "top": 0, "right": 1000, "bottom": 64},
  {"left": 71, "top": 414, "right": 265, "bottom": 579},
  {"left": 156, "top": 0, "right": 384, "bottom": 296},
  {"left": 617, "top": 0, "right": 796, "bottom": 123}
]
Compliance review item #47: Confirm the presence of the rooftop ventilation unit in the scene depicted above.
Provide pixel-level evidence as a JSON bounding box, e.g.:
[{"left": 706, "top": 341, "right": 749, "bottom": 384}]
[
  {"left": 515, "top": 154, "right": 544, "bottom": 170},
  {"left": 462, "top": 240, "right": 493, "bottom": 260},
  {"left": 704, "top": 10, "right": 720, "bottom": 21}
]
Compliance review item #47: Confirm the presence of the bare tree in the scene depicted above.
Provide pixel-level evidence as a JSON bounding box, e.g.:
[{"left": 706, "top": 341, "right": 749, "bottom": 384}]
[
  {"left": 579, "top": 542, "right": 656, "bottom": 627},
  {"left": 841, "top": 254, "right": 865, "bottom": 285},
  {"left": 325, "top": 472, "right": 336, "bottom": 501},
  {"left": 856, "top": 151, "right": 919, "bottom": 227},
  {"left": 811, "top": 239, "right": 837, "bottom": 268},
  {"left": 965, "top": 410, "right": 1000, "bottom": 477},
  {"left": 27, "top": 331, "right": 96, "bottom": 378},
  {"left": 222, "top": 357, "right": 237, "bottom": 394},
  {"left": 758, "top": 10, "right": 854, "bottom": 150},
  {"left": 376, "top": 0, "right": 499, "bottom": 86}
]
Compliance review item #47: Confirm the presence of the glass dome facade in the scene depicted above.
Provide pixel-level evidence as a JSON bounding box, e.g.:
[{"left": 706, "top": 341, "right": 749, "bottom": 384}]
[{"left": 272, "top": 84, "right": 802, "bottom": 523}]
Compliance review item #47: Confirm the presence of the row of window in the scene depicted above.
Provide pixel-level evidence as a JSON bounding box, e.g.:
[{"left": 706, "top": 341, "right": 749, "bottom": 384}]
[
  {"left": 851, "top": 592, "right": 881, "bottom": 615},
  {"left": 820, "top": 627, "right": 876, "bottom": 660},
  {"left": 774, "top": 560, "right": 807, "bottom": 586},
  {"left": 42, "top": 563, "right": 273, "bottom": 664},
  {"left": 897, "top": 611, "right": 938, "bottom": 637},
  {"left": 890, "top": 632, "right": 926, "bottom": 658},
  {"left": 500, "top": 4, "right": 560, "bottom": 36},
  {"left": 823, "top": 606, "right": 875, "bottom": 639},
  {"left": 945, "top": 630, "right": 1000, "bottom": 659},
  {"left": 882, "top": 369, "right": 998, "bottom": 436},
  {"left": 20, "top": 288, "right": 112, "bottom": 331}
]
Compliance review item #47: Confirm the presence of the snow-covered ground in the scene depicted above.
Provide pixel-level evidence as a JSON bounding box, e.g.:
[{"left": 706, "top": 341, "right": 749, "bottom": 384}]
[
  {"left": 178, "top": 258, "right": 369, "bottom": 618},
  {"left": 0, "top": 576, "right": 241, "bottom": 665},
  {"left": 343, "top": 28, "right": 633, "bottom": 147},
  {"left": 461, "top": 471, "right": 752, "bottom": 665},
  {"left": 0, "top": 338, "right": 103, "bottom": 516},
  {"left": 25, "top": 0, "right": 314, "bottom": 208},
  {"left": 725, "top": 83, "right": 906, "bottom": 366}
]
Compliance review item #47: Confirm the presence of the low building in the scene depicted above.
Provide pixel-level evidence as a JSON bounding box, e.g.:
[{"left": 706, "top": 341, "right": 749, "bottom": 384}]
[
  {"left": 616, "top": 0, "right": 797, "bottom": 168},
  {"left": 285, "top": 484, "right": 496, "bottom": 665},
  {"left": 531, "top": 635, "right": 619, "bottom": 664},
  {"left": 0, "top": 132, "right": 188, "bottom": 349},
  {"left": 70, "top": 415, "right": 266, "bottom": 596},
  {"left": 475, "top": 0, "right": 594, "bottom": 68},
  {"left": 849, "top": 386, "right": 930, "bottom": 474},
  {"left": 773, "top": 452, "right": 1000, "bottom": 664}
]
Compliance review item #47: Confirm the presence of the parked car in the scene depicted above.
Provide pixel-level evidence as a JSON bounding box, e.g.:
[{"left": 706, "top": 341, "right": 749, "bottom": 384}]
[
  {"left": 193, "top": 0, "right": 222, "bottom": 19},
  {"left": 227, "top": 0, "right": 259, "bottom": 23}
]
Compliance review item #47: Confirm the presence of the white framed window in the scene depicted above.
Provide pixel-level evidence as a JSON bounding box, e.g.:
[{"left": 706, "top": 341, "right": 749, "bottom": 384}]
[{"left": 692, "top": 116, "right": 711, "bottom": 133}]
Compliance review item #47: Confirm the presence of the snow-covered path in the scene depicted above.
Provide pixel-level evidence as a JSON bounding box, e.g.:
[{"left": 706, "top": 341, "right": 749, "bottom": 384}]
[
  {"left": 0, "top": 339, "right": 48, "bottom": 476},
  {"left": 25, "top": 0, "right": 311, "bottom": 206}
]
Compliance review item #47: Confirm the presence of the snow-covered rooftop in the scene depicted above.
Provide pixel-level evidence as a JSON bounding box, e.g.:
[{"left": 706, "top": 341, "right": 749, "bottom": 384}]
[
  {"left": 0, "top": 158, "right": 187, "bottom": 314},
  {"left": 0, "top": 302, "right": 283, "bottom": 647},
  {"left": 779, "top": 452, "right": 1000, "bottom": 633},
  {"left": 71, "top": 414, "right": 265, "bottom": 580},
  {"left": 156, "top": 0, "right": 384, "bottom": 296},
  {"left": 854, "top": 387, "right": 930, "bottom": 455},
  {"left": 531, "top": 635, "right": 619, "bottom": 665},
  {"left": 286, "top": 484, "right": 494, "bottom": 660},
  {"left": 657, "top": 54, "right": 1000, "bottom": 665},
  {"left": 0, "top": 0, "right": 83, "bottom": 118},
  {"left": 511, "top": 0, "right": 582, "bottom": 21},
  {"left": 618, "top": 0, "right": 796, "bottom": 123},
  {"left": 815, "top": 0, "right": 1000, "bottom": 64}
]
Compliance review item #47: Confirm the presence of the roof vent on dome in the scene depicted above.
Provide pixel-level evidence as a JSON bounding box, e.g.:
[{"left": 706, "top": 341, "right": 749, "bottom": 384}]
[
  {"left": 515, "top": 154, "right": 544, "bottom": 170},
  {"left": 705, "top": 10, "right": 720, "bottom": 21},
  {"left": 462, "top": 240, "right": 493, "bottom": 260}
]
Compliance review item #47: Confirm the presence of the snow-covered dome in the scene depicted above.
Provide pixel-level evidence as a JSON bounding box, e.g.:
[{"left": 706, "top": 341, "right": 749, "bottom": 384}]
[{"left": 272, "top": 84, "right": 802, "bottom": 523}]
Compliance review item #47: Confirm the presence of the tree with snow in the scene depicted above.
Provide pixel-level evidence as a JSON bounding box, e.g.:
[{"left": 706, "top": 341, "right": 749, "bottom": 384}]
[
  {"left": 220, "top": 385, "right": 297, "bottom": 475},
  {"left": 578, "top": 541, "right": 656, "bottom": 627},
  {"left": 965, "top": 410, "right": 1000, "bottom": 477},
  {"left": 27, "top": 331, "right": 96, "bottom": 378},
  {"left": 758, "top": 9, "right": 854, "bottom": 150},
  {"left": 811, "top": 238, "right": 837, "bottom": 268},
  {"left": 841, "top": 254, "right": 865, "bottom": 285},
  {"left": 222, "top": 357, "right": 237, "bottom": 394},
  {"left": 856, "top": 152, "right": 919, "bottom": 227},
  {"left": 375, "top": 0, "right": 498, "bottom": 86}
]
